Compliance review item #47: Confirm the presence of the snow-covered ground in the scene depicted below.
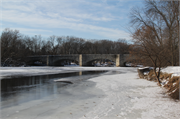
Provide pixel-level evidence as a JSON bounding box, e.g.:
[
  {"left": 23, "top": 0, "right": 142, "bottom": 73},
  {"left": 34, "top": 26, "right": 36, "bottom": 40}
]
[
  {"left": 0, "top": 67, "right": 180, "bottom": 119},
  {"left": 162, "top": 66, "right": 180, "bottom": 76}
]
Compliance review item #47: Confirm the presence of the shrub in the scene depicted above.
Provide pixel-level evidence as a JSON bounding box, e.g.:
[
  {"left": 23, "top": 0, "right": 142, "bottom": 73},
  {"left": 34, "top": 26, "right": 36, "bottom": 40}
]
[
  {"left": 146, "top": 71, "right": 179, "bottom": 100},
  {"left": 163, "top": 76, "right": 179, "bottom": 100},
  {"left": 168, "top": 80, "right": 179, "bottom": 99}
]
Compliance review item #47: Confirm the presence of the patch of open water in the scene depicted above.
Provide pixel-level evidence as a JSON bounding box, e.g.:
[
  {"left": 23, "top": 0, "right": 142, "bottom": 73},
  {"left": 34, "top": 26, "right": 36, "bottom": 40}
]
[{"left": 1, "top": 71, "right": 107, "bottom": 109}]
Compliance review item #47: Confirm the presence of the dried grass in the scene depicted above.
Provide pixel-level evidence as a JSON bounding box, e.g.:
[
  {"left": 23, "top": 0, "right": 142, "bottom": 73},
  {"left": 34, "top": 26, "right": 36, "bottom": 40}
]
[
  {"left": 167, "top": 80, "right": 179, "bottom": 99},
  {"left": 164, "top": 76, "right": 179, "bottom": 88},
  {"left": 160, "top": 73, "right": 172, "bottom": 79},
  {"left": 147, "top": 70, "right": 157, "bottom": 81},
  {"left": 148, "top": 70, "right": 154, "bottom": 77},
  {"left": 137, "top": 69, "right": 145, "bottom": 78},
  {"left": 164, "top": 76, "right": 179, "bottom": 100},
  {"left": 147, "top": 71, "right": 179, "bottom": 100}
]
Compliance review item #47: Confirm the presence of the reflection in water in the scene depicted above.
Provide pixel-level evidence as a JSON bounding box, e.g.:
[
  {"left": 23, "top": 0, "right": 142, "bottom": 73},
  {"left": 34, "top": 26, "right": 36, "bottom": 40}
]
[
  {"left": 1, "top": 71, "right": 106, "bottom": 109},
  {"left": 79, "top": 71, "right": 82, "bottom": 76}
]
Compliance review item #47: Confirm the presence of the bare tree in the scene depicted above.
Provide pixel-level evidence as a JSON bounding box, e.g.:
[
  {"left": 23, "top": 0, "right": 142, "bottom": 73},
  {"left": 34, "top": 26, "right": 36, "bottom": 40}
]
[
  {"left": 131, "top": 0, "right": 179, "bottom": 66},
  {"left": 131, "top": 26, "right": 171, "bottom": 85},
  {"left": 130, "top": 0, "right": 179, "bottom": 85},
  {"left": 1, "top": 28, "right": 21, "bottom": 61}
]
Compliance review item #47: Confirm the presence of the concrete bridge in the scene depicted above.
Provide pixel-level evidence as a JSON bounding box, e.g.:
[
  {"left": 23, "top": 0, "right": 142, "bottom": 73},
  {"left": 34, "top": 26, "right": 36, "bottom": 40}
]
[{"left": 27, "top": 54, "right": 131, "bottom": 67}]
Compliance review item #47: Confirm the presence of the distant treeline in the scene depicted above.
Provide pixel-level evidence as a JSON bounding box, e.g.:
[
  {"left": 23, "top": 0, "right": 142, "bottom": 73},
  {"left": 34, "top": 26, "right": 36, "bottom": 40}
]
[{"left": 1, "top": 28, "right": 130, "bottom": 62}]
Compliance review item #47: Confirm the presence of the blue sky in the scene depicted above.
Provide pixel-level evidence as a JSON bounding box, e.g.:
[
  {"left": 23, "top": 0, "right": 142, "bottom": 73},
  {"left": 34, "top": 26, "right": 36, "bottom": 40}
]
[{"left": 0, "top": 0, "right": 143, "bottom": 41}]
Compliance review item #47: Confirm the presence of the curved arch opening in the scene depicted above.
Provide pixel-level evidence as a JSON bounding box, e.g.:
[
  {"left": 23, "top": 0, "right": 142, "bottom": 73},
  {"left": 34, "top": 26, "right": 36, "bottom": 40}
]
[
  {"left": 53, "top": 59, "right": 79, "bottom": 66},
  {"left": 85, "top": 59, "right": 115, "bottom": 67},
  {"left": 30, "top": 60, "right": 46, "bottom": 66}
]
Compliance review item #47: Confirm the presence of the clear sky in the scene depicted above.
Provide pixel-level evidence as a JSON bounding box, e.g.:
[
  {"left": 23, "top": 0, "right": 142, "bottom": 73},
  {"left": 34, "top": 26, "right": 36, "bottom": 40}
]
[{"left": 0, "top": 0, "right": 144, "bottom": 41}]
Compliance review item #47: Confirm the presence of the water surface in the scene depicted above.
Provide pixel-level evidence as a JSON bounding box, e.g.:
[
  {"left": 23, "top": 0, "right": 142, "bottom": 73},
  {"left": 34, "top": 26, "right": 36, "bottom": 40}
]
[{"left": 1, "top": 71, "right": 106, "bottom": 109}]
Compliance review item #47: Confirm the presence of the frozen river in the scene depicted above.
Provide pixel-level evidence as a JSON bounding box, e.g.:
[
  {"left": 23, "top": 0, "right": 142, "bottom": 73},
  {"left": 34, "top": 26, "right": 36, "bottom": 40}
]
[
  {"left": 0, "top": 67, "right": 180, "bottom": 119},
  {"left": 1, "top": 71, "right": 107, "bottom": 109}
]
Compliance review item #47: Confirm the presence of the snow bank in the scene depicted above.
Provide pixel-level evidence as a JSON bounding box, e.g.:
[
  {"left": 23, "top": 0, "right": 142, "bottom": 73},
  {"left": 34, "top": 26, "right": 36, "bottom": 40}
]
[
  {"left": 162, "top": 66, "right": 180, "bottom": 77},
  {"left": 137, "top": 66, "right": 180, "bottom": 77}
]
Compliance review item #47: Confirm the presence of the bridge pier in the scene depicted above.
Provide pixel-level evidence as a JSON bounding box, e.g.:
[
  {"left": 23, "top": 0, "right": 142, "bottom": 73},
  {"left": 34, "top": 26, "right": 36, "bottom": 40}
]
[
  {"left": 79, "top": 54, "right": 82, "bottom": 66},
  {"left": 46, "top": 55, "right": 49, "bottom": 66},
  {"left": 115, "top": 54, "right": 120, "bottom": 67}
]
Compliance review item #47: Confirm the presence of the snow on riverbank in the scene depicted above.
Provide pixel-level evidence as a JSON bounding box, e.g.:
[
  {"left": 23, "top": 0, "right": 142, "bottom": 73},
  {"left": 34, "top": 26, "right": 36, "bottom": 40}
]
[
  {"left": 81, "top": 72, "right": 180, "bottom": 119},
  {"left": 162, "top": 66, "right": 180, "bottom": 76}
]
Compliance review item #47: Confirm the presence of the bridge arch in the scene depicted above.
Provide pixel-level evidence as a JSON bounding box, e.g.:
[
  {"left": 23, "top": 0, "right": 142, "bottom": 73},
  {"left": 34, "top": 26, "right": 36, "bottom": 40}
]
[
  {"left": 48, "top": 55, "right": 79, "bottom": 66},
  {"left": 27, "top": 56, "right": 48, "bottom": 66},
  {"left": 85, "top": 59, "right": 115, "bottom": 66},
  {"left": 53, "top": 58, "right": 79, "bottom": 66},
  {"left": 81, "top": 54, "right": 118, "bottom": 66}
]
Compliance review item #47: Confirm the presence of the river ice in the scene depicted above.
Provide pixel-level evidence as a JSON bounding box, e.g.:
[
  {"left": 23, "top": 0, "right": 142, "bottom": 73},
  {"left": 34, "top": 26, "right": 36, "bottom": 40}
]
[{"left": 0, "top": 67, "right": 180, "bottom": 119}]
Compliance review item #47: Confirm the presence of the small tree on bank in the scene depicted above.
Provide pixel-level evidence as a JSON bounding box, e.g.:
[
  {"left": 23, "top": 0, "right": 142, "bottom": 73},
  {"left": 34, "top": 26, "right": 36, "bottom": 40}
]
[{"left": 131, "top": 26, "right": 171, "bottom": 85}]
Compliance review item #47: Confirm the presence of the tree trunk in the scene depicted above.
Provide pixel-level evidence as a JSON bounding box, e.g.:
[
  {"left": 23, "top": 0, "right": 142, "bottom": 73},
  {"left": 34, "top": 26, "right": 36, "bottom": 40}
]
[{"left": 153, "top": 67, "right": 161, "bottom": 86}]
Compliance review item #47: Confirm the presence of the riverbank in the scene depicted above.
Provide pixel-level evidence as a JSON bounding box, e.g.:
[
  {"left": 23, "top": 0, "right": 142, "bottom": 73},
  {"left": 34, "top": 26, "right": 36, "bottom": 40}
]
[{"left": 1, "top": 67, "right": 180, "bottom": 119}]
